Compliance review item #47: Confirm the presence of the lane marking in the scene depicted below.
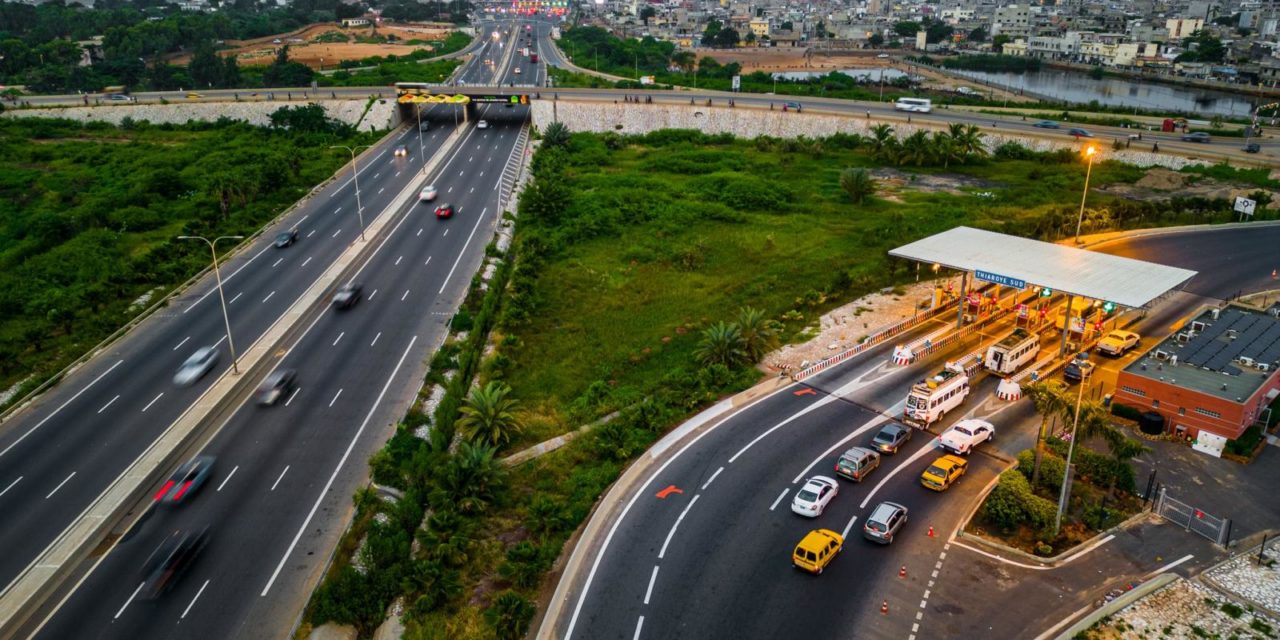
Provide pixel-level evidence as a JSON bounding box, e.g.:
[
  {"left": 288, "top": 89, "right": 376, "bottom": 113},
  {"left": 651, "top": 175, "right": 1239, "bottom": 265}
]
[
  {"left": 307, "top": 229, "right": 316, "bottom": 238},
  {"left": 840, "top": 514, "right": 859, "bottom": 539},
  {"left": 378, "top": 187, "right": 385, "bottom": 195},
  {"left": 228, "top": 292, "right": 242, "bottom": 305},
  {"left": 272, "top": 258, "right": 283, "bottom": 268},
  {"left": 369, "top": 289, "right": 377, "bottom": 300},
  {"left": 333, "top": 332, "right": 345, "bottom": 347},
  {"left": 769, "top": 488, "right": 789, "bottom": 512},
  {"left": 271, "top": 466, "right": 290, "bottom": 491},
  {"left": 438, "top": 207, "right": 488, "bottom": 294},
  {"left": 180, "top": 579, "right": 210, "bottom": 619},
  {"left": 212, "top": 334, "right": 227, "bottom": 349},
  {"left": 334, "top": 207, "right": 342, "bottom": 214},
  {"left": 791, "top": 411, "right": 894, "bottom": 484},
  {"left": 96, "top": 395, "right": 121, "bottom": 414},
  {"left": 46, "top": 472, "right": 76, "bottom": 499},
  {"left": 700, "top": 466, "right": 724, "bottom": 491},
  {"left": 417, "top": 228, "right": 423, "bottom": 237},
  {"left": 0, "top": 360, "right": 125, "bottom": 460},
  {"left": 301, "top": 256, "right": 313, "bottom": 267},
  {"left": 0, "top": 477, "right": 22, "bottom": 499},
  {"left": 370, "top": 332, "right": 382, "bottom": 347},
  {"left": 443, "top": 229, "right": 449, "bottom": 237},
  {"left": 114, "top": 581, "right": 145, "bottom": 619},
  {"left": 217, "top": 466, "right": 239, "bottom": 492},
  {"left": 332, "top": 229, "right": 341, "bottom": 238},
  {"left": 263, "top": 291, "right": 275, "bottom": 303},
  {"left": 328, "top": 389, "right": 343, "bottom": 408},
  {"left": 262, "top": 336, "right": 419, "bottom": 595},
  {"left": 643, "top": 566, "right": 659, "bottom": 605},
  {"left": 402, "top": 289, "right": 410, "bottom": 301},
  {"left": 141, "top": 393, "right": 164, "bottom": 413},
  {"left": 657, "top": 494, "right": 699, "bottom": 560},
  {"left": 1142, "top": 553, "right": 1194, "bottom": 580},
  {"left": 284, "top": 388, "right": 300, "bottom": 406},
  {"left": 182, "top": 241, "right": 272, "bottom": 314},
  {"left": 395, "top": 256, "right": 403, "bottom": 265},
  {"left": 859, "top": 441, "right": 938, "bottom": 509},
  {"left": 173, "top": 336, "right": 191, "bottom": 351},
  {"left": 633, "top": 616, "right": 644, "bottom": 640}
]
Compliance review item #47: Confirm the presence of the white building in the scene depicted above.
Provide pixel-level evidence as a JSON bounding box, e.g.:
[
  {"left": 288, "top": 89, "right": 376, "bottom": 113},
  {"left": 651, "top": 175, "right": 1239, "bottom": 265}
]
[
  {"left": 1166, "top": 17, "right": 1205, "bottom": 39},
  {"left": 992, "top": 4, "right": 1032, "bottom": 39}
]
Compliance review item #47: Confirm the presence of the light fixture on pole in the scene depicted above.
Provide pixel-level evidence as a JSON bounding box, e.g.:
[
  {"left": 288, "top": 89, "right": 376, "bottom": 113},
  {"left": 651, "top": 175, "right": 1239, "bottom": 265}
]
[
  {"left": 330, "top": 144, "right": 373, "bottom": 241},
  {"left": 1074, "top": 145, "right": 1097, "bottom": 244},
  {"left": 178, "top": 235, "right": 245, "bottom": 373}
]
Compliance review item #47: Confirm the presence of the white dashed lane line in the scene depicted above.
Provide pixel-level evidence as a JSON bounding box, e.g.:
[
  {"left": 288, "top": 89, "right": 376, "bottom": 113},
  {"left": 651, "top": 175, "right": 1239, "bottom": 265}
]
[
  {"left": 263, "top": 291, "right": 275, "bottom": 303},
  {"left": 769, "top": 489, "right": 789, "bottom": 511},
  {"left": 333, "top": 332, "right": 345, "bottom": 347},
  {"left": 840, "top": 514, "right": 859, "bottom": 539},
  {"left": 307, "top": 229, "right": 317, "bottom": 238},
  {"left": 270, "top": 466, "right": 290, "bottom": 491},
  {"left": 401, "top": 289, "right": 410, "bottom": 301},
  {"left": 228, "top": 292, "right": 242, "bottom": 305},
  {"left": 633, "top": 616, "right": 644, "bottom": 640},
  {"left": 370, "top": 332, "right": 381, "bottom": 347},
  {"left": 46, "top": 472, "right": 75, "bottom": 499},
  {"left": 332, "top": 229, "right": 341, "bottom": 238},
  {"left": 700, "top": 467, "right": 724, "bottom": 491},
  {"left": 141, "top": 393, "right": 164, "bottom": 413},
  {"left": 217, "top": 466, "right": 238, "bottom": 491},
  {"left": 284, "top": 388, "right": 300, "bottom": 406},
  {"left": 272, "top": 258, "right": 283, "bottom": 268},
  {"left": 0, "top": 477, "right": 22, "bottom": 499},
  {"left": 368, "top": 289, "right": 377, "bottom": 300},
  {"left": 301, "top": 257, "right": 313, "bottom": 267},
  {"left": 658, "top": 494, "right": 699, "bottom": 560},
  {"left": 425, "top": 257, "right": 432, "bottom": 266},
  {"left": 643, "top": 566, "right": 659, "bottom": 605},
  {"left": 334, "top": 207, "right": 342, "bottom": 214},
  {"left": 181, "top": 579, "right": 210, "bottom": 619},
  {"left": 97, "top": 395, "right": 120, "bottom": 414},
  {"left": 395, "top": 256, "right": 403, "bottom": 265},
  {"left": 173, "top": 336, "right": 190, "bottom": 351},
  {"left": 328, "top": 389, "right": 343, "bottom": 408},
  {"left": 115, "top": 582, "right": 145, "bottom": 620}
]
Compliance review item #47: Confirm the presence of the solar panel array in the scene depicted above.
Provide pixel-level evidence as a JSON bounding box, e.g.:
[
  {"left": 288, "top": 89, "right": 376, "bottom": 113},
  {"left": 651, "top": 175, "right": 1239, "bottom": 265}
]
[{"left": 1180, "top": 309, "right": 1280, "bottom": 373}]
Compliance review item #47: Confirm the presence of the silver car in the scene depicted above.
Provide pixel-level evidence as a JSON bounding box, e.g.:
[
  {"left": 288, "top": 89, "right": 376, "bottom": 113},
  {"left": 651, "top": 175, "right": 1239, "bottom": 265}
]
[
  {"left": 863, "top": 501, "right": 909, "bottom": 544},
  {"left": 174, "top": 347, "right": 219, "bottom": 386}
]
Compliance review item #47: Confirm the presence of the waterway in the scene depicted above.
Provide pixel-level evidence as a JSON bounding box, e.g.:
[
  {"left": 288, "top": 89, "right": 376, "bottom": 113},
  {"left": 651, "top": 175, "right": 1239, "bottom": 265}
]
[
  {"left": 948, "top": 68, "right": 1259, "bottom": 117},
  {"left": 772, "top": 68, "right": 907, "bottom": 82}
]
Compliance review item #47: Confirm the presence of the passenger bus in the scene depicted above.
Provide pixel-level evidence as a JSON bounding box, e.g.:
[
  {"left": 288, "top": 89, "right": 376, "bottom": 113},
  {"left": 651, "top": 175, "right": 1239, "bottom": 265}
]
[
  {"left": 894, "top": 97, "right": 932, "bottom": 113},
  {"left": 984, "top": 327, "right": 1040, "bottom": 375},
  {"left": 903, "top": 357, "right": 980, "bottom": 428}
]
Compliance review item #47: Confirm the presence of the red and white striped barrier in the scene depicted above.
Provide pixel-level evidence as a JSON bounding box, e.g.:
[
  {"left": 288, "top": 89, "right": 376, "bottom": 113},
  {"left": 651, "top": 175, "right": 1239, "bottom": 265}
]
[
  {"left": 892, "top": 345, "right": 914, "bottom": 365},
  {"left": 996, "top": 377, "right": 1022, "bottom": 401}
]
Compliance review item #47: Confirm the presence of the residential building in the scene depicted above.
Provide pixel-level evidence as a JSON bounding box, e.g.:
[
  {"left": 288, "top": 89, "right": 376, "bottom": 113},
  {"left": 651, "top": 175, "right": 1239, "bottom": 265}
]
[
  {"left": 1113, "top": 304, "right": 1280, "bottom": 450},
  {"left": 1166, "top": 17, "right": 1205, "bottom": 39},
  {"left": 748, "top": 17, "right": 769, "bottom": 39},
  {"left": 992, "top": 3, "right": 1032, "bottom": 39}
]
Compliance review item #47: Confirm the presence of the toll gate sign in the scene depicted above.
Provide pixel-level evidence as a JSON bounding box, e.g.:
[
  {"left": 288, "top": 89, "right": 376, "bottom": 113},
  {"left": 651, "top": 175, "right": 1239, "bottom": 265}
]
[{"left": 974, "top": 270, "right": 1026, "bottom": 289}]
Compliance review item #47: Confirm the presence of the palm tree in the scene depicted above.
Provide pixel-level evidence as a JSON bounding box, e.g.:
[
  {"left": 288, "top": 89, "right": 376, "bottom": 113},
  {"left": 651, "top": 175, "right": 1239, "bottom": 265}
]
[
  {"left": 897, "top": 130, "right": 933, "bottom": 166},
  {"left": 839, "top": 167, "right": 877, "bottom": 204},
  {"left": 542, "top": 121, "right": 570, "bottom": 148},
  {"left": 694, "top": 321, "right": 748, "bottom": 368},
  {"left": 868, "top": 123, "right": 897, "bottom": 161},
  {"left": 932, "top": 131, "right": 961, "bottom": 168},
  {"left": 952, "top": 123, "right": 987, "bottom": 159},
  {"left": 1024, "top": 380, "right": 1071, "bottom": 487},
  {"left": 737, "top": 306, "right": 780, "bottom": 361},
  {"left": 457, "top": 381, "right": 522, "bottom": 447},
  {"left": 671, "top": 50, "right": 696, "bottom": 73},
  {"left": 433, "top": 440, "right": 505, "bottom": 515}
]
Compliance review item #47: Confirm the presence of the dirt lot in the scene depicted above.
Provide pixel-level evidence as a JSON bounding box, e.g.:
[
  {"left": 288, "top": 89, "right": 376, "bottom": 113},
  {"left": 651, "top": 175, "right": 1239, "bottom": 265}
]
[{"left": 169, "top": 21, "right": 456, "bottom": 68}]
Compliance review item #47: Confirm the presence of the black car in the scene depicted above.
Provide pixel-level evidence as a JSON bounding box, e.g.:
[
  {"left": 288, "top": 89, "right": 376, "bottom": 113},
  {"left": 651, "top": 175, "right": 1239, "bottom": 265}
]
[
  {"left": 154, "top": 456, "right": 215, "bottom": 505},
  {"left": 140, "top": 527, "right": 210, "bottom": 599},
  {"left": 257, "top": 369, "right": 297, "bottom": 405},
  {"left": 870, "top": 424, "right": 912, "bottom": 454},
  {"left": 1182, "top": 132, "right": 1211, "bottom": 143},
  {"left": 1244, "top": 142, "right": 1261, "bottom": 153},
  {"left": 1063, "top": 356, "right": 1095, "bottom": 384},
  {"left": 333, "top": 283, "right": 362, "bottom": 310},
  {"left": 273, "top": 229, "right": 298, "bottom": 248}
]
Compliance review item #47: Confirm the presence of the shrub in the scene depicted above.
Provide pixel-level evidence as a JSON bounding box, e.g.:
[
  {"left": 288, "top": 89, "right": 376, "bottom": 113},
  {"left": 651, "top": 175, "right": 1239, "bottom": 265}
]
[
  {"left": 1110, "top": 402, "right": 1142, "bottom": 421},
  {"left": 498, "top": 541, "right": 551, "bottom": 589},
  {"left": 980, "top": 469, "right": 1056, "bottom": 531},
  {"left": 485, "top": 591, "right": 536, "bottom": 640},
  {"left": 1016, "top": 449, "right": 1064, "bottom": 494},
  {"left": 1224, "top": 425, "right": 1263, "bottom": 456}
]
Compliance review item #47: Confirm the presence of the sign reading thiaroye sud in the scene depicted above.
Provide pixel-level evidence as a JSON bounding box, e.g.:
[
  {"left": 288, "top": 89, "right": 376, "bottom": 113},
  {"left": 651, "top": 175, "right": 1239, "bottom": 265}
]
[{"left": 974, "top": 270, "right": 1027, "bottom": 289}]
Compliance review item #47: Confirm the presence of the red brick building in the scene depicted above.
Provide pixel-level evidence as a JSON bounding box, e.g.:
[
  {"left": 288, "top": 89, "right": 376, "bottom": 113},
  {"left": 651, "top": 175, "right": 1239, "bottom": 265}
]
[{"left": 1114, "top": 304, "right": 1280, "bottom": 447}]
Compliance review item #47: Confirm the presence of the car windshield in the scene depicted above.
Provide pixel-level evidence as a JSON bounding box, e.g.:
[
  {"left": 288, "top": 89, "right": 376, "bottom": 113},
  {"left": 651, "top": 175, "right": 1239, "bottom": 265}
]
[
  {"left": 953, "top": 426, "right": 973, "bottom": 436},
  {"left": 796, "top": 489, "right": 818, "bottom": 502},
  {"left": 926, "top": 465, "right": 946, "bottom": 477}
]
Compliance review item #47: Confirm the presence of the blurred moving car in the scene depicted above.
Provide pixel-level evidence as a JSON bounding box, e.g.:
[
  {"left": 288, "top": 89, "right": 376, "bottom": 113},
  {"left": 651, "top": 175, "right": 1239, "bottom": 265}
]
[
  {"left": 394, "top": 145, "right": 408, "bottom": 157},
  {"left": 140, "top": 527, "right": 210, "bottom": 599},
  {"left": 257, "top": 369, "right": 297, "bottom": 405},
  {"left": 1032, "top": 120, "right": 1061, "bottom": 129},
  {"left": 477, "top": 120, "right": 490, "bottom": 129},
  {"left": 333, "top": 283, "right": 362, "bottom": 310},
  {"left": 419, "top": 185, "right": 438, "bottom": 202},
  {"left": 154, "top": 456, "right": 215, "bottom": 505},
  {"left": 174, "top": 346, "right": 219, "bottom": 386},
  {"left": 435, "top": 203, "right": 456, "bottom": 219},
  {"left": 273, "top": 229, "right": 298, "bottom": 248},
  {"left": 1244, "top": 142, "right": 1261, "bottom": 153},
  {"left": 1068, "top": 128, "right": 1093, "bottom": 138},
  {"left": 1181, "top": 132, "right": 1211, "bottom": 143}
]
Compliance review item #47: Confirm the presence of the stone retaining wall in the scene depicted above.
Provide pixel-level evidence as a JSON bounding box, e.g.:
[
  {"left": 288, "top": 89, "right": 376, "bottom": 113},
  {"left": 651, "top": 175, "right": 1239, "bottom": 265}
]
[
  {"left": 1, "top": 97, "right": 401, "bottom": 130},
  {"left": 530, "top": 100, "right": 1205, "bottom": 170}
]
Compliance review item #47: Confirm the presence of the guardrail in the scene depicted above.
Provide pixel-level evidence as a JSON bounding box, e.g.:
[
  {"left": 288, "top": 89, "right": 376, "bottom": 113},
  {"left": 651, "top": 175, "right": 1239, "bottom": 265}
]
[{"left": 792, "top": 299, "right": 958, "bottom": 381}]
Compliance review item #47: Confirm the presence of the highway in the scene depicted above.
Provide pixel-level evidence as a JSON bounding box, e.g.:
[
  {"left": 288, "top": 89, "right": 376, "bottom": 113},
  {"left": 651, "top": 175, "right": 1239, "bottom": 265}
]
[
  {"left": 0, "top": 17, "right": 535, "bottom": 640},
  {"left": 553, "top": 224, "right": 1280, "bottom": 640}
]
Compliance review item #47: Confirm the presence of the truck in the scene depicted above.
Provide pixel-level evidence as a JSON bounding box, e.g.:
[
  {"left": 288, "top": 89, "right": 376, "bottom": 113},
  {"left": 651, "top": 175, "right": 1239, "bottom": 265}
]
[
  {"left": 530, "top": 52, "right": 539, "bottom": 63},
  {"left": 984, "top": 327, "right": 1040, "bottom": 375},
  {"left": 903, "top": 355, "right": 982, "bottom": 428}
]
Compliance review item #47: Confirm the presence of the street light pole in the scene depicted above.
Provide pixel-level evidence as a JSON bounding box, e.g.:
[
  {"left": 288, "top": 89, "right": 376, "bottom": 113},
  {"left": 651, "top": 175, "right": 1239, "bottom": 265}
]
[
  {"left": 415, "top": 102, "right": 426, "bottom": 174},
  {"left": 1074, "top": 145, "right": 1097, "bottom": 244},
  {"left": 1053, "top": 376, "right": 1090, "bottom": 535},
  {"left": 178, "top": 235, "right": 245, "bottom": 374},
  {"left": 330, "top": 144, "right": 373, "bottom": 241}
]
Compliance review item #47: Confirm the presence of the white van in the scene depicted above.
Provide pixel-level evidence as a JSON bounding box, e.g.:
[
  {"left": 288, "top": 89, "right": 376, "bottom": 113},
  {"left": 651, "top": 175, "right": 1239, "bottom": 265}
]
[
  {"left": 984, "top": 328, "right": 1040, "bottom": 376},
  {"left": 894, "top": 97, "right": 932, "bottom": 113}
]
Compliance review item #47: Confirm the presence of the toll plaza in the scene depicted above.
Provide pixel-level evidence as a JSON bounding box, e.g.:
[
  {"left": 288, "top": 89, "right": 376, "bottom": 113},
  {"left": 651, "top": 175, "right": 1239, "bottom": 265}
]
[{"left": 886, "top": 226, "right": 1197, "bottom": 402}]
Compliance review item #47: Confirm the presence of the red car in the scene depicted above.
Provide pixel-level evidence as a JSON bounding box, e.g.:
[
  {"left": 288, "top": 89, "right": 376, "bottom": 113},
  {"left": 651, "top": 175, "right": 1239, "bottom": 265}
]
[{"left": 435, "top": 203, "right": 455, "bottom": 219}]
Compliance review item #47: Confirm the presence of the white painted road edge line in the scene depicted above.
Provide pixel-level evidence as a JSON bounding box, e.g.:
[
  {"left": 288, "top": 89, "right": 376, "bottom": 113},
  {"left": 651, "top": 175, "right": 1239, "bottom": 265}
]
[
  {"left": 180, "top": 579, "right": 210, "bottom": 619},
  {"left": 261, "top": 335, "right": 418, "bottom": 596},
  {"left": 1142, "top": 553, "right": 1194, "bottom": 580},
  {"left": 949, "top": 540, "right": 1054, "bottom": 571},
  {"left": 216, "top": 466, "right": 238, "bottom": 492},
  {"left": 643, "top": 566, "right": 658, "bottom": 605},
  {"left": 0, "top": 360, "right": 124, "bottom": 460},
  {"left": 657, "top": 494, "right": 699, "bottom": 560},
  {"left": 769, "top": 489, "right": 789, "bottom": 512},
  {"left": 840, "top": 515, "right": 860, "bottom": 540}
]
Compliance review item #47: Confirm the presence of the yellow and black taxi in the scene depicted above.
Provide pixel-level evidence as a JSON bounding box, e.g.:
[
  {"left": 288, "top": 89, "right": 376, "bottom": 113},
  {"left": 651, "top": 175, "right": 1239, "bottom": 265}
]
[
  {"left": 920, "top": 454, "right": 968, "bottom": 491},
  {"left": 792, "top": 528, "right": 843, "bottom": 575}
]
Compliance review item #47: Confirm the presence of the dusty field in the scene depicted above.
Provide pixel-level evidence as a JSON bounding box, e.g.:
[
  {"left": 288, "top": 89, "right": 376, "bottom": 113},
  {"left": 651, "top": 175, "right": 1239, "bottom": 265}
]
[{"left": 170, "top": 22, "right": 456, "bottom": 68}]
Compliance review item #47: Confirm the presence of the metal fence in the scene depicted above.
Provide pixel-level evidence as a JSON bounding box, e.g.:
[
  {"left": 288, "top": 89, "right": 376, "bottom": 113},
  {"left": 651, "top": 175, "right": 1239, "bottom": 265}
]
[{"left": 1154, "top": 487, "right": 1231, "bottom": 546}]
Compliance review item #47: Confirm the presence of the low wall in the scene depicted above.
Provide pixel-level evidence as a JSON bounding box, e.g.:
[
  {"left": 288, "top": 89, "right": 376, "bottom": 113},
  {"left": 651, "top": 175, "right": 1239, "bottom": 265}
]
[
  {"left": 1, "top": 98, "right": 400, "bottom": 130},
  {"left": 530, "top": 100, "right": 1204, "bottom": 170}
]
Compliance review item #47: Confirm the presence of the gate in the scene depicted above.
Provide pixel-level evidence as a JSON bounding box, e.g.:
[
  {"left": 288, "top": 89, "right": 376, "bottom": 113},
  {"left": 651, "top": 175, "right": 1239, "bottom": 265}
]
[{"left": 1154, "top": 487, "right": 1231, "bottom": 546}]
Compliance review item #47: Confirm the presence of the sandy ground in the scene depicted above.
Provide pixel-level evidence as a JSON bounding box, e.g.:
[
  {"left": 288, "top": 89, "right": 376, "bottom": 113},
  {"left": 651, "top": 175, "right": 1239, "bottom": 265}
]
[
  {"left": 1086, "top": 577, "right": 1280, "bottom": 639},
  {"left": 764, "top": 277, "right": 961, "bottom": 372},
  {"left": 170, "top": 22, "right": 456, "bottom": 68}
]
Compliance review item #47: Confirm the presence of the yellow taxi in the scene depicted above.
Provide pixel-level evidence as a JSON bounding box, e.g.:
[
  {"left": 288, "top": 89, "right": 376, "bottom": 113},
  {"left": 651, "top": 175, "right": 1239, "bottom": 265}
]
[
  {"left": 920, "top": 454, "right": 968, "bottom": 491},
  {"left": 792, "top": 528, "right": 843, "bottom": 575}
]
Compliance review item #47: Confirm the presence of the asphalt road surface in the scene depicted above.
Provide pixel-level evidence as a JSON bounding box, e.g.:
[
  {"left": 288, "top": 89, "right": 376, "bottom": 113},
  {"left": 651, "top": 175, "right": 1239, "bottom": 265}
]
[{"left": 556, "top": 222, "right": 1280, "bottom": 640}]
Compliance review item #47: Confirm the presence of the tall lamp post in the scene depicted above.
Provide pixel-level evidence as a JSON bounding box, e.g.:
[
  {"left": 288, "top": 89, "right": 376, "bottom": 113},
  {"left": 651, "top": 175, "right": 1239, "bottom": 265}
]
[
  {"left": 1053, "top": 375, "right": 1090, "bottom": 535},
  {"left": 330, "top": 144, "right": 373, "bottom": 241},
  {"left": 415, "top": 101, "right": 427, "bottom": 173},
  {"left": 178, "top": 235, "right": 245, "bottom": 373},
  {"left": 1074, "top": 145, "right": 1097, "bottom": 244}
]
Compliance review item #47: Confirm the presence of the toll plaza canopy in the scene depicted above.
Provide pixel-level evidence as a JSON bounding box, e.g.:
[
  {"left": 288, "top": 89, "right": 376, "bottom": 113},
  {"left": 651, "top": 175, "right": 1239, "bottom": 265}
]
[{"left": 888, "top": 226, "right": 1197, "bottom": 309}]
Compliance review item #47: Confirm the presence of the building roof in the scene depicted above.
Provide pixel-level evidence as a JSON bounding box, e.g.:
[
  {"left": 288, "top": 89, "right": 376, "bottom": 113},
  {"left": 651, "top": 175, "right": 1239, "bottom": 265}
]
[
  {"left": 888, "top": 226, "right": 1196, "bottom": 309},
  {"left": 1123, "top": 305, "right": 1280, "bottom": 403}
]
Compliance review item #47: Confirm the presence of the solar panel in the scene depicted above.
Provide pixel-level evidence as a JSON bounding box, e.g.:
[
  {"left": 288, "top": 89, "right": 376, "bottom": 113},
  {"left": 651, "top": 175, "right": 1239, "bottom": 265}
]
[{"left": 1221, "top": 365, "right": 1243, "bottom": 376}]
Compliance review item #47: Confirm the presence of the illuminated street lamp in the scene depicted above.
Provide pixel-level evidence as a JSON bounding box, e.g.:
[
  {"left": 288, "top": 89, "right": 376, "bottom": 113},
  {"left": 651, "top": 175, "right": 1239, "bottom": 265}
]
[
  {"left": 178, "top": 235, "right": 245, "bottom": 373},
  {"left": 1074, "top": 145, "right": 1097, "bottom": 244}
]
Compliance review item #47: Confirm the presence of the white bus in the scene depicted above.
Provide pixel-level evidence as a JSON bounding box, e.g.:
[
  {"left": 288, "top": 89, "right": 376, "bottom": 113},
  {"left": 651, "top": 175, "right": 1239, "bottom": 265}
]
[
  {"left": 984, "top": 328, "right": 1040, "bottom": 375},
  {"left": 903, "top": 357, "right": 979, "bottom": 428},
  {"left": 894, "top": 97, "right": 932, "bottom": 113}
]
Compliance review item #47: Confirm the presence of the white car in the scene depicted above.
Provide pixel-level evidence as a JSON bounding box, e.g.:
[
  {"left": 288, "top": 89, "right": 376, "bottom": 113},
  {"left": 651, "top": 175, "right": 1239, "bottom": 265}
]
[
  {"left": 477, "top": 120, "right": 490, "bottom": 129},
  {"left": 876, "top": 53, "right": 890, "bottom": 59},
  {"left": 791, "top": 476, "right": 839, "bottom": 518},
  {"left": 393, "top": 146, "right": 407, "bottom": 157},
  {"left": 173, "top": 346, "right": 219, "bottom": 387},
  {"left": 1097, "top": 330, "right": 1140, "bottom": 356},
  {"left": 419, "top": 185, "right": 438, "bottom": 202},
  {"left": 938, "top": 419, "right": 995, "bottom": 455},
  {"left": 514, "top": 67, "right": 522, "bottom": 74}
]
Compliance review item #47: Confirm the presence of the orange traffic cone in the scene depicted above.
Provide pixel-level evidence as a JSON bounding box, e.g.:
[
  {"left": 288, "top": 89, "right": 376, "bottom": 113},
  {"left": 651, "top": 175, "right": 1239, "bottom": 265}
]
[
  {"left": 1272, "top": 269, "right": 1278, "bottom": 280},
  {"left": 927, "top": 525, "right": 935, "bottom": 538},
  {"left": 881, "top": 600, "right": 889, "bottom": 614}
]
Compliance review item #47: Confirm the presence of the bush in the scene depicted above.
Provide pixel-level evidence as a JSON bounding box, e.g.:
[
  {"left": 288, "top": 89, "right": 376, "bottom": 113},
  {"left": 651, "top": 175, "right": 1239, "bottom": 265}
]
[
  {"left": 1225, "top": 425, "right": 1264, "bottom": 456},
  {"left": 1110, "top": 402, "right": 1142, "bottom": 421},
  {"left": 485, "top": 590, "right": 535, "bottom": 640},
  {"left": 1044, "top": 439, "right": 1136, "bottom": 493},
  {"left": 980, "top": 469, "right": 1057, "bottom": 531},
  {"left": 1015, "top": 449, "right": 1064, "bottom": 494}
]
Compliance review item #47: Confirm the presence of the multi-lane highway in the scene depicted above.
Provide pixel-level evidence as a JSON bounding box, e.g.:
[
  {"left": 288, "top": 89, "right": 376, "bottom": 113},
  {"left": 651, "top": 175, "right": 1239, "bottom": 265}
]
[
  {"left": 0, "top": 17, "right": 537, "bottom": 640},
  {"left": 551, "top": 223, "right": 1280, "bottom": 640}
]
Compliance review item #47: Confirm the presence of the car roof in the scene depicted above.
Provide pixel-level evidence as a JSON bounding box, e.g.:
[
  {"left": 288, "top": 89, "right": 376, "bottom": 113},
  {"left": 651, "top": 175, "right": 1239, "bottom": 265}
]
[
  {"left": 868, "top": 501, "right": 904, "bottom": 521},
  {"left": 932, "top": 454, "right": 967, "bottom": 469},
  {"left": 951, "top": 418, "right": 992, "bottom": 430},
  {"left": 841, "top": 446, "right": 876, "bottom": 459},
  {"left": 803, "top": 475, "right": 836, "bottom": 489},
  {"left": 797, "top": 528, "right": 841, "bottom": 550},
  {"left": 878, "top": 424, "right": 906, "bottom": 435}
]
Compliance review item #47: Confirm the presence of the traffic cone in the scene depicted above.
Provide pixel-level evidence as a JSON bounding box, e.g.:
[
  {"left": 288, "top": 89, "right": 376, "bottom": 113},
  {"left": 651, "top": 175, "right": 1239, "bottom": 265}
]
[
  {"left": 881, "top": 600, "right": 889, "bottom": 614},
  {"left": 928, "top": 525, "right": 935, "bottom": 538},
  {"left": 899, "top": 565, "right": 907, "bottom": 578},
  {"left": 1273, "top": 269, "right": 1278, "bottom": 280}
]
